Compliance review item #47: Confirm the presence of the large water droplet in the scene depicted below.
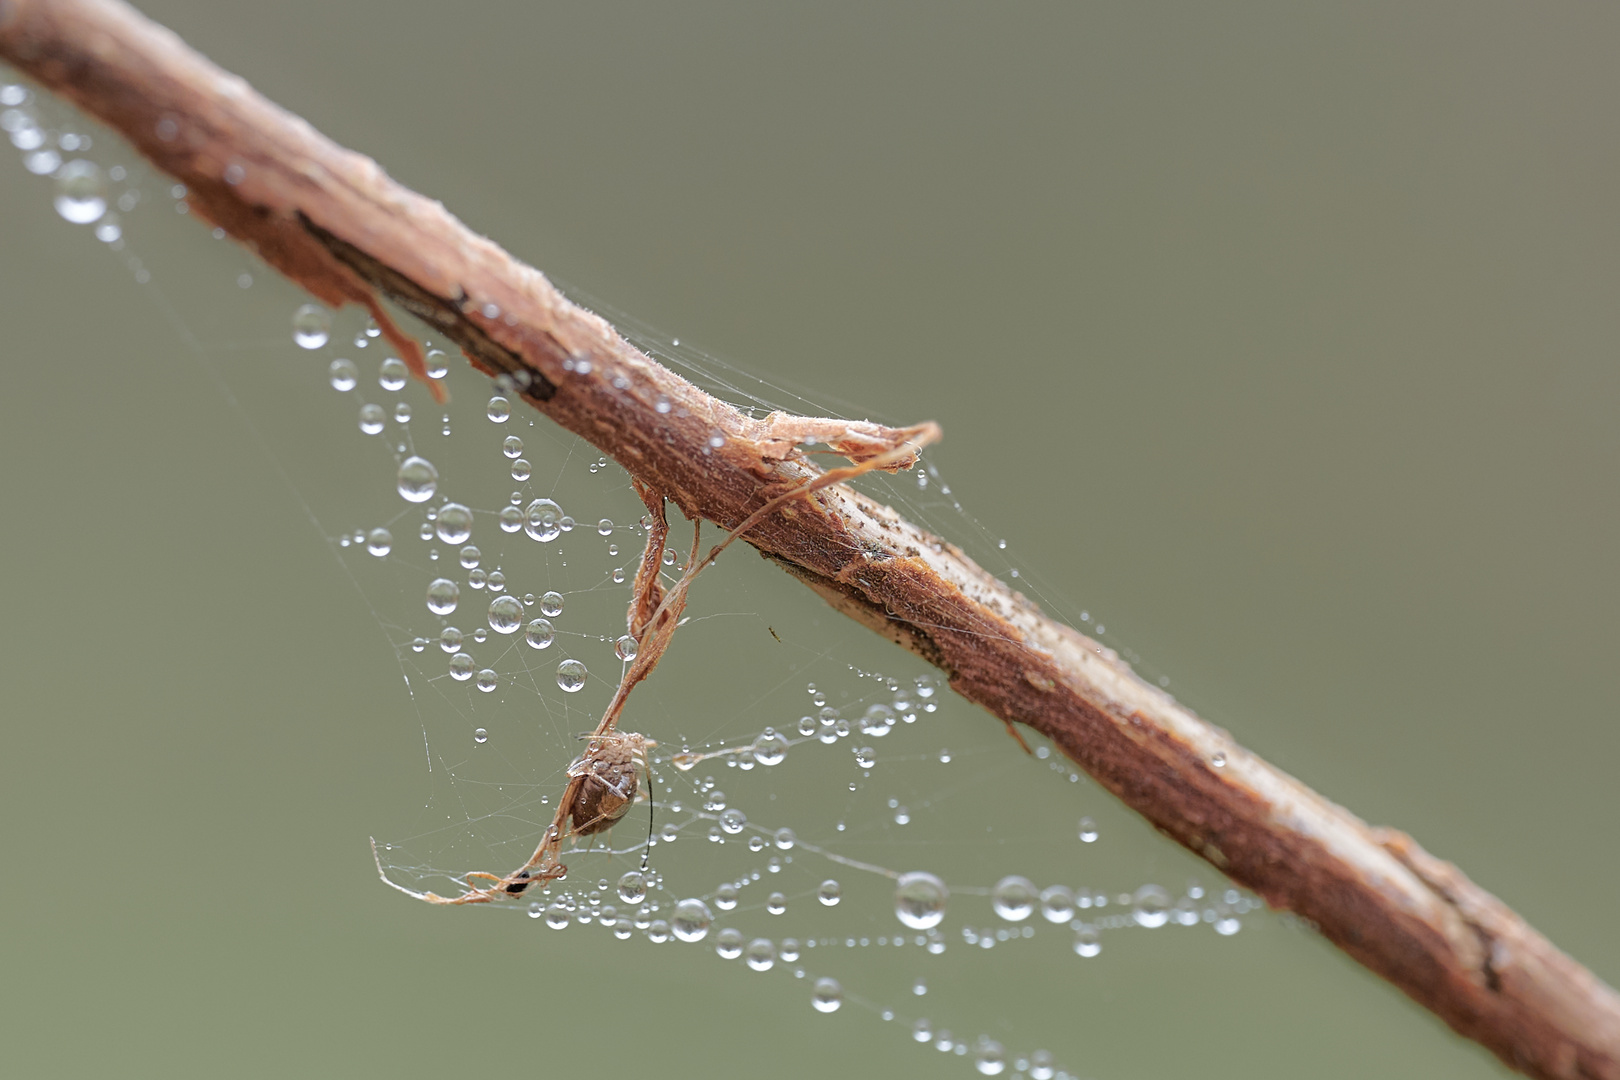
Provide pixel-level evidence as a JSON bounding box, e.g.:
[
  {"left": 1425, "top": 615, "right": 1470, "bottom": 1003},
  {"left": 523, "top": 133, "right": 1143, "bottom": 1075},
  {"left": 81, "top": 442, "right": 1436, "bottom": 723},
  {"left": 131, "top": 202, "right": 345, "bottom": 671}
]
[
  {"left": 539, "top": 591, "right": 565, "bottom": 618},
  {"left": 714, "top": 928, "right": 744, "bottom": 959},
  {"left": 429, "top": 504, "right": 470, "bottom": 546},
  {"left": 365, "top": 527, "right": 392, "bottom": 557},
  {"left": 291, "top": 303, "right": 330, "bottom": 350},
  {"left": 54, "top": 159, "right": 107, "bottom": 224},
  {"left": 1039, "top": 885, "right": 1075, "bottom": 924},
  {"left": 975, "top": 1039, "right": 1006, "bottom": 1076},
  {"left": 524, "top": 618, "right": 555, "bottom": 649},
  {"left": 744, "top": 938, "right": 776, "bottom": 972},
  {"left": 1078, "top": 817, "right": 1098, "bottom": 843},
  {"left": 1073, "top": 925, "right": 1101, "bottom": 957},
  {"left": 774, "top": 827, "right": 796, "bottom": 851},
  {"left": 488, "top": 595, "right": 523, "bottom": 634},
  {"left": 487, "top": 395, "right": 510, "bottom": 423},
  {"left": 670, "top": 898, "right": 713, "bottom": 942},
  {"left": 396, "top": 456, "right": 438, "bottom": 503},
  {"left": 894, "top": 871, "right": 948, "bottom": 930},
  {"left": 358, "top": 403, "right": 386, "bottom": 435},
  {"left": 426, "top": 577, "right": 460, "bottom": 615},
  {"left": 854, "top": 746, "right": 875, "bottom": 769},
  {"left": 860, "top": 703, "right": 895, "bottom": 736},
  {"left": 991, "top": 876, "right": 1037, "bottom": 922},
  {"left": 811, "top": 977, "right": 843, "bottom": 1013},
  {"left": 328, "top": 358, "right": 357, "bottom": 391},
  {"left": 524, "top": 498, "right": 563, "bottom": 542},
  {"left": 1132, "top": 884, "right": 1171, "bottom": 928},
  {"left": 817, "top": 879, "right": 841, "bottom": 907},
  {"left": 502, "top": 435, "right": 524, "bottom": 459},
  {"left": 378, "top": 356, "right": 408, "bottom": 391},
  {"left": 1029, "top": 1050, "right": 1056, "bottom": 1080},
  {"left": 714, "top": 883, "right": 738, "bottom": 911},
  {"left": 614, "top": 635, "right": 638, "bottom": 661},
  {"left": 718, "top": 808, "right": 746, "bottom": 835},
  {"left": 475, "top": 668, "right": 498, "bottom": 692},
  {"left": 753, "top": 731, "right": 788, "bottom": 766},
  {"left": 448, "top": 652, "right": 474, "bottom": 681},
  {"left": 556, "top": 658, "right": 587, "bottom": 692},
  {"left": 545, "top": 903, "right": 569, "bottom": 930},
  {"left": 617, "top": 870, "right": 646, "bottom": 904}
]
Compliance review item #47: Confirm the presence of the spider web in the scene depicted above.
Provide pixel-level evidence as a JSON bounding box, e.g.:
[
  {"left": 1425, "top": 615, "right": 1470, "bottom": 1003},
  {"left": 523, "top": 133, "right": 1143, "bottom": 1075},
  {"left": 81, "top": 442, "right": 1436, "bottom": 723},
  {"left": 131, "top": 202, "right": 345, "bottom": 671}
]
[{"left": 4, "top": 73, "right": 1269, "bottom": 1080}]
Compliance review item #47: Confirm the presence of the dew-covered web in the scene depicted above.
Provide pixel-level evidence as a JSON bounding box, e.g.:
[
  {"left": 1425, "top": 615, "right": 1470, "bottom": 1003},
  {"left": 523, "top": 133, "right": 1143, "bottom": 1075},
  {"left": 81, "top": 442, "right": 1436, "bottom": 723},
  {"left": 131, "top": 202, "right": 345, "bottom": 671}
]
[{"left": 7, "top": 74, "right": 1268, "bottom": 1080}]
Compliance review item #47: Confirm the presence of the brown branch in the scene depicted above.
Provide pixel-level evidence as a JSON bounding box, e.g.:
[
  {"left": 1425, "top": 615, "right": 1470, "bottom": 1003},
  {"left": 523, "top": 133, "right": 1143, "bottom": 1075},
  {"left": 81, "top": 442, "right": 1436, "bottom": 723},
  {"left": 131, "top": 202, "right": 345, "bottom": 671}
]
[{"left": 3, "top": 1, "right": 1615, "bottom": 1075}]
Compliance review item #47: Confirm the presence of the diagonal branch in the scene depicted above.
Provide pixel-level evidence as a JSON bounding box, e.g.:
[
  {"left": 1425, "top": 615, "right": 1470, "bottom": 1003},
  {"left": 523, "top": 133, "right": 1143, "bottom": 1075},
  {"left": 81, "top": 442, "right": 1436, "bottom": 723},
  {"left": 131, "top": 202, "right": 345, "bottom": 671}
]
[{"left": 3, "top": 1, "right": 1615, "bottom": 1076}]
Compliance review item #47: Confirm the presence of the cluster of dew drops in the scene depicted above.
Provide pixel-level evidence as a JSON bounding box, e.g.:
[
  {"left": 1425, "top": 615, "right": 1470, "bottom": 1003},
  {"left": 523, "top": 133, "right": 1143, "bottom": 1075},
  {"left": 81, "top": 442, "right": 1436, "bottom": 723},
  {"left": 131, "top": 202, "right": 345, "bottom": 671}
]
[{"left": 294, "top": 298, "right": 604, "bottom": 705}]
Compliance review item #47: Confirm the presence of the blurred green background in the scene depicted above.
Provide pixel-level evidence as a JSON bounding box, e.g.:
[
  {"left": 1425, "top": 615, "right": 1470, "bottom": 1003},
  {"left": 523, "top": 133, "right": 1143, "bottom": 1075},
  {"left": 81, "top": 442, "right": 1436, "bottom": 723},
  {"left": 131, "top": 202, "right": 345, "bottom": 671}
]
[{"left": 2, "top": 2, "right": 1617, "bottom": 1077}]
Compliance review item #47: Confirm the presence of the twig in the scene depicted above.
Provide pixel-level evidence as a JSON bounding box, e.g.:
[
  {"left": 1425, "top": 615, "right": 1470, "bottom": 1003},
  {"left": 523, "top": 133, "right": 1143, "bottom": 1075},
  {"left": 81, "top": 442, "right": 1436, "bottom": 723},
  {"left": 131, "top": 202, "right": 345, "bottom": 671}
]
[{"left": 2, "top": 2, "right": 1615, "bottom": 1075}]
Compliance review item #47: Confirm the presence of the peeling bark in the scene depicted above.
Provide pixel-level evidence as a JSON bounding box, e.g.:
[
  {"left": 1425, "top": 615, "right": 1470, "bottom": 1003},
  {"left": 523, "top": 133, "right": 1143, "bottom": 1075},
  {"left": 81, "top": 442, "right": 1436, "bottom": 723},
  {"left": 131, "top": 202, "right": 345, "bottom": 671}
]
[{"left": 3, "top": 1, "right": 1616, "bottom": 1075}]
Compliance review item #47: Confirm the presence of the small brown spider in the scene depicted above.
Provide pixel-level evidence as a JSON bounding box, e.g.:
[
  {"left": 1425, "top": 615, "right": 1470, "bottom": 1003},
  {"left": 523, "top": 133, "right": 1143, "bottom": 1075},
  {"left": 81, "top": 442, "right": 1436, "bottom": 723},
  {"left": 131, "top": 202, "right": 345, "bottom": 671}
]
[{"left": 567, "top": 731, "right": 655, "bottom": 836}]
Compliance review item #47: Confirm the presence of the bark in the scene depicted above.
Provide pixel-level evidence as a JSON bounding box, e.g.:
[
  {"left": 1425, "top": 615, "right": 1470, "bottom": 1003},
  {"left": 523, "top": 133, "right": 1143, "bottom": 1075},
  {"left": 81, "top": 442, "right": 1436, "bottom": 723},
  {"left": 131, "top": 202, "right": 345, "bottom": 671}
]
[{"left": 3, "top": 1, "right": 1616, "bottom": 1076}]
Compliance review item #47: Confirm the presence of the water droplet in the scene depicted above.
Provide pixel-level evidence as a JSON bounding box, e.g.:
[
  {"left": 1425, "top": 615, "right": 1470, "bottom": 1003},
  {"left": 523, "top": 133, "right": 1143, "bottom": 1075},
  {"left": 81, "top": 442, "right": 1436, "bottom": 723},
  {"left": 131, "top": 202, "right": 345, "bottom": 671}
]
[
  {"left": 670, "top": 898, "right": 713, "bottom": 942},
  {"left": 654, "top": 395, "right": 671, "bottom": 414},
  {"left": 432, "top": 503, "right": 472, "bottom": 545},
  {"left": 1211, "top": 751, "right": 1227, "bottom": 768},
  {"left": 487, "top": 595, "right": 524, "bottom": 634},
  {"left": 393, "top": 402, "right": 412, "bottom": 424},
  {"left": 328, "top": 358, "right": 358, "bottom": 391},
  {"left": 475, "top": 669, "right": 497, "bottom": 693},
  {"left": 991, "top": 876, "right": 1036, "bottom": 922},
  {"left": 893, "top": 806, "right": 910, "bottom": 825},
  {"left": 766, "top": 892, "right": 787, "bottom": 915},
  {"left": 714, "top": 883, "right": 738, "bottom": 911},
  {"left": 396, "top": 456, "right": 438, "bottom": 503},
  {"left": 818, "top": 880, "right": 841, "bottom": 907},
  {"left": 439, "top": 627, "right": 463, "bottom": 653},
  {"left": 365, "top": 527, "right": 392, "bottom": 556},
  {"left": 358, "top": 403, "right": 386, "bottom": 435},
  {"left": 937, "top": 748, "right": 952, "bottom": 764},
  {"left": 458, "top": 545, "right": 481, "bottom": 570},
  {"left": 498, "top": 505, "right": 523, "bottom": 533},
  {"left": 487, "top": 396, "right": 510, "bottom": 423},
  {"left": 54, "top": 159, "right": 107, "bottom": 224},
  {"left": 510, "top": 458, "right": 531, "bottom": 481},
  {"left": 596, "top": 518, "right": 615, "bottom": 536},
  {"left": 425, "top": 578, "right": 460, "bottom": 615},
  {"left": 1039, "top": 885, "right": 1075, "bottom": 924},
  {"left": 617, "top": 870, "right": 646, "bottom": 904},
  {"left": 556, "top": 658, "right": 587, "bottom": 692},
  {"left": 448, "top": 652, "right": 474, "bottom": 681},
  {"left": 379, "top": 356, "right": 408, "bottom": 391},
  {"left": 646, "top": 920, "right": 670, "bottom": 943},
  {"left": 703, "top": 790, "right": 727, "bottom": 812},
  {"left": 524, "top": 498, "right": 563, "bottom": 542},
  {"left": 811, "top": 977, "right": 843, "bottom": 1013},
  {"left": 290, "top": 303, "right": 330, "bottom": 350},
  {"left": 752, "top": 731, "right": 788, "bottom": 766},
  {"left": 744, "top": 937, "right": 776, "bottom": 971},
  {"left": 1073, "top": 925, "right": 1101, "bottom": 957},
  {"left": 473, "top": 727, "right": 488, "bottom": 744},
  {"left": 913, "top": 1019, "right": 933, "bottom": 1043},
  {"left": 861, "top": 703, "right": 895, "bottom": 736},
  {"left": 1078, "top": 817, "right": 1098, "bottom": 843},
  {"left": 718, "top": 808, "right": 746, "bottom": 835},
  {"left": 714, "top": 928, "right": 744, "bottom": 959},
  {"left": 854, "top": 746, "right": 875, "bottom": 769},
  {"left": 540, "top": 591, "right": 565, "bottom": 618},
  {"left": 1133, "top": 884, "right": 1171, "bottom": 928},
  {"left": 615, "top": 635, "right": 638, "bottom": 661},
  {"left": 524, "top": 619, "right": 555, "bottom": 650},
  {"left": 545, "top": 903, "right": 569, "bottom": 930},
  {"left": 502, "top": 435, "right": 524, "bottom": 459},
  {"left": 424, "top": 348, "right": 449, "bottom": 379},
  {"left": 774, "top": 828, "right": 796, "bottom": 851},
  {"left": 975, "top": 1039, "right": 1006, "bottom": 1075},
  {"left": 891, "top": 871, "right": 948, "bottom": 929}
]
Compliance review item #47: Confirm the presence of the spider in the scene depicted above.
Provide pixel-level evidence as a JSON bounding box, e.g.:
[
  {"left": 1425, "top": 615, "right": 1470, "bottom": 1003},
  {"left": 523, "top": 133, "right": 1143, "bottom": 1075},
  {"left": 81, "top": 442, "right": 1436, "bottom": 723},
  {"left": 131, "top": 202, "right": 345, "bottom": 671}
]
[{"left": 374, "top": 419, "right": 940, "bottom": 906}]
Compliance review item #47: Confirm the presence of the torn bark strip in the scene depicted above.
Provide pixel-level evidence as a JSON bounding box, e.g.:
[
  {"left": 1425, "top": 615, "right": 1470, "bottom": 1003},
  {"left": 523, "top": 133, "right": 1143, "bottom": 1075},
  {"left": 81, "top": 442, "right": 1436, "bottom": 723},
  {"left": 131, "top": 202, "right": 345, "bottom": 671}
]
[{"left": 3, "top": 1, "right": 1615, "bottom": 1076}]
